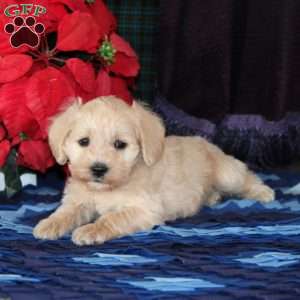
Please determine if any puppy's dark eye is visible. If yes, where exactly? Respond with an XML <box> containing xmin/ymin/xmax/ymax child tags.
<box><xmin>78</xmin><ymin>137</ymin><xmax>90</xmax><ymax>147</ymax></box>
<box><xmin>114</xmin><ymin>139</ymin><xmax>127</xmax><ymax>150</ymax></box>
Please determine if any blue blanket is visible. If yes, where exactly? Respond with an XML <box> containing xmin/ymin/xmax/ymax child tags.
<box><xmin>1</xmin><ymin>172</ymin><xmax>300</xmax><ymax>299</ymax></box>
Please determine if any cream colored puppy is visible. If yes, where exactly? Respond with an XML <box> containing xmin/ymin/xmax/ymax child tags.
<box><xmin>33</xmin><ymin>96</ymin><xmax>274</xmax><ymax>246</ymax></box>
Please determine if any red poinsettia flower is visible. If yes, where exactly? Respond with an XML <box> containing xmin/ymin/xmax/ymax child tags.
<box><xmin>65</xmin><ymin>58</ymin><xmax>96</xmax><ymax>93</ymax></box>
<box><xmin>55</xmin><ymin>1</ymin><xmax>116</xmax><ymax>52</ymax></box>
<box><xmin>0</xmin><ymin>125</ymin><xmax>6</xmax><ymax>141</ymax></box>
<box><xmin>108</xmin><ymin>33</ymin><xmax>140</xmax><ymax>77</ymax></box>
<box><xmin>56</xmin><ymin>11</ymin><xmax>100</xmax><ymax>53</ymax></box>
<box><xmin>25</xmin><ymin>66</ymin><xmax>75</xmax><ymax>137</ymax></box>
<box><xmin>0</xmin><ymin>0</ymin><xmax>139</xmax><ymax>177</ymax></box>
<box><xmin>0</xmin><ymin>77</ymin><xmax>41</xmax><ymax>140</ymax></box>
<box><xmin>95</xmin><ymin>69</ymin><xmax>133</xmax><ymax>104</ymax></box>
<box><xmin>50</xmin><ymin>0</ymin><xmax>90</xmax><ymax>13</ymax></box>
<box><xmin>0</xmin><ymin>54</ymin><xmax>33</xmax><ymax>83</ymax></box>
<box><xmin>61</xmin><ymin>58</ymin><xmax>96</xmax><ymax>101</ymax></box>
<box><xmin>41</xmin><ymin>2</ymin><xmax>69</xmax><ymax>33</ymax></box>
<box><xmin>17</xmin><ymin>140</ymin><xmax>55</xmax><ymax>172</ymax></box>
<box><xmin>51</xmin><ymin>0</ymin><xmax>116</xmax><ymax>33</ymax></box>
<box><xmin>86</xmin><ymin>0</ymin><xmax>117</xmax><ymax>37</ymax></box>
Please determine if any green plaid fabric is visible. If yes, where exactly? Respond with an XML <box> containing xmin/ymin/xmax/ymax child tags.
<box><xmin>106</xmin><ymin>0</ymin><xmax>159</xmax><ymax>102</ymax></box>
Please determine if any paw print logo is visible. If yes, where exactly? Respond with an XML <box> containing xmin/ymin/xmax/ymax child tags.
<box><xmin>4</xmin><ymin>16</ymin><xmax>45</xmax><ymax>48</ymax></box>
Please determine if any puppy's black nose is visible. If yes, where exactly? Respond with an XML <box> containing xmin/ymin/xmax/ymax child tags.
<box><xmin>90</xmin><ymin>163</ymin><xmax>108</xmax><ymax>178</ymax></box>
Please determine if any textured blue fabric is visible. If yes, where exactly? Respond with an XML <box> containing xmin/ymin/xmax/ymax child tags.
<box><xmin>1</xmin><ymin>171</ymin><xmax>300</xmax><ymax>299</ymax></box>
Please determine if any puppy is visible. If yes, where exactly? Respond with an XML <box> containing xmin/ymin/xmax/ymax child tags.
<box><xmin>34</xmin><ymin>96</ymin><xmax>274</xmax><ymax>245</ymax></box>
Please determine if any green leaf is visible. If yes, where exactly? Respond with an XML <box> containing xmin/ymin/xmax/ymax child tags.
<box><xmin>1</xmin><ymin>149</ymin><xmax>22</xmax><ymax>198</ymax></box>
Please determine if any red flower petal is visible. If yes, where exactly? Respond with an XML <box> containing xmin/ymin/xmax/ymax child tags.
<box><xmin>0</xmin><ymin>125</ymin><xmax>6</xmax><ymax>142</ymax></box>
<box><xmin>17</xmin><ymin>140</ymin><xmax>55</xmax><ymax>173</ymax></box>
<box><xmin>12</xmin><ymin>136</ymin><xmax>21</xmax><ymax>147</ymax></box>
<box><xmin>25</xmin><ymin>67</ymin><xmax>75</xmax><ymax>137</ymax></box>
<box><xmin>65</xmin><ymin>58</ymin><xmax>96</xmax><ymax>93</ymax></box>
<box><xmin>110</xmin><ymin>77</ymin><xmax>133</xmax><ymax>105</ymax></box>
<box><xmin>109</xmin><ymin>52</ymin><xmax>140</xmax><ymax>77</ymax></box>
<box><xmin>111</xmin><ymin>33</ymin><xmax>137</xmax><ymax>57</ymax></box>
<box><xmin>56</xmin><ymin>11</ymin><xmax>100</xmax><ymax>53</ymax></box>
<box><xmin>95</xmin><ymin>70</ymin><xmax>133</xmax><ymax>105</ymax></box>
<box><xmin>107</xmin><ymin>33</ymin><xmax>140</xmax><ymax>77</ymax></box>
<box><xmin>88</xmin><ymin>0</ymin><xmax>117</xmax><ymax>38</ymax></box>
<box><xmin>50</xmin><ymin>0</ymin><xmax>116</xmax><ymax>37</ymax></box>
<box><xmin>0</xmin><ymin>140</ymin><xmax>10</xmax><ymax>167</ymax></box>
<box><xmin>63</xmin><ymin>165</ymin><xmax>71</xmax><ymax>177</ymax></box>
<box><xmin>0</xmin><ymin>54</ymin><xmax>32</xmax><ymax>83</ymax></box>
<box><xmin>50</xmin><ymin>0</ymin><xmax>89</xmax><ymax>12</ymax></box>
<box><xmin>26</xmin><ymin>60</ymin><xmax>46</xmax><ymax>77</ymax></box>
<box><xmin>42</xmin><ymin>3</ymin><xmax>69</xmax><ymax>33</ymax></box>
<box><xmin>0</xmin><ymin>78</ymin><xmax>41</xmax><ymax>139</ymax></box>
<box><xmin>95</xmin><ymin>69</ymin><xmax>111</xmax><ymax>96</ymax></box>
<box><xmin>0</xmin><ymin>32</ymin><xmax>28</xmax><ymax>56</ymax></box>
<box><xmin>60</xmin><ymin>65</ymin><xmax>95</xmax><ymax>102</ymax></box>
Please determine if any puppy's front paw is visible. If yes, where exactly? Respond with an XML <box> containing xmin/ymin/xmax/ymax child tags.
<box><xmin>33</xmin><ymin>217</ymin><xmax>68</xmax><ymax>240</ymax></box>
<box><xmin>72</xmin><ymin>224</ymin><xmax>105</xmax><ymax>246</ymax></box>
<box><xmin>256</xmin><ymin>185</ymin><xmax>275</xmax><ymax>203</ymax></box>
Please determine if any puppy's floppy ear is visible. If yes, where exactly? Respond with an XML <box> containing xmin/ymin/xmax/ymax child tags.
<box><xmin>48</xmin><ymin>99</ymin><xmax>81</xmax><ymax>165</ymax></box>
<box><xmin>132</xmin><ymin>101</ymin><xmax>165</xmax><ymax>166</ymax></box>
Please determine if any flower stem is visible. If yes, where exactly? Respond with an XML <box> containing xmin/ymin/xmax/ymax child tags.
<box><xmin>49</xmin><ymin>57</ymin><xmax>66</xmax><ymax>65</ymax></box>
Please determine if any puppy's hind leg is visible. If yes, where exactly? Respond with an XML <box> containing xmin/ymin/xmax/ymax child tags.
<box><xmin>214</xmin><ymin>154</ymin><xmax>274</xmax><ymax>203</ymax></box>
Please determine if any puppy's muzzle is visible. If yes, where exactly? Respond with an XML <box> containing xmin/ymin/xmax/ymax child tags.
<box><xmin>90</xmin><ymin>162</ymin><xmax>109</xmax><ymax>179</ymax></box>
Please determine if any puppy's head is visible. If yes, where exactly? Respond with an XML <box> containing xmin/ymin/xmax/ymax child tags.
<box><xmin>48</xmin><ymin>96</ymin><xmax>165</xmax><ymax>190</ymax></box>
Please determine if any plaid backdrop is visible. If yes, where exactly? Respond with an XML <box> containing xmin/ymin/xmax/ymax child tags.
<box><xmin>106</xmin><ymin>0</ymin><xmax>159</xmax><ymax>102</ymax></box>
